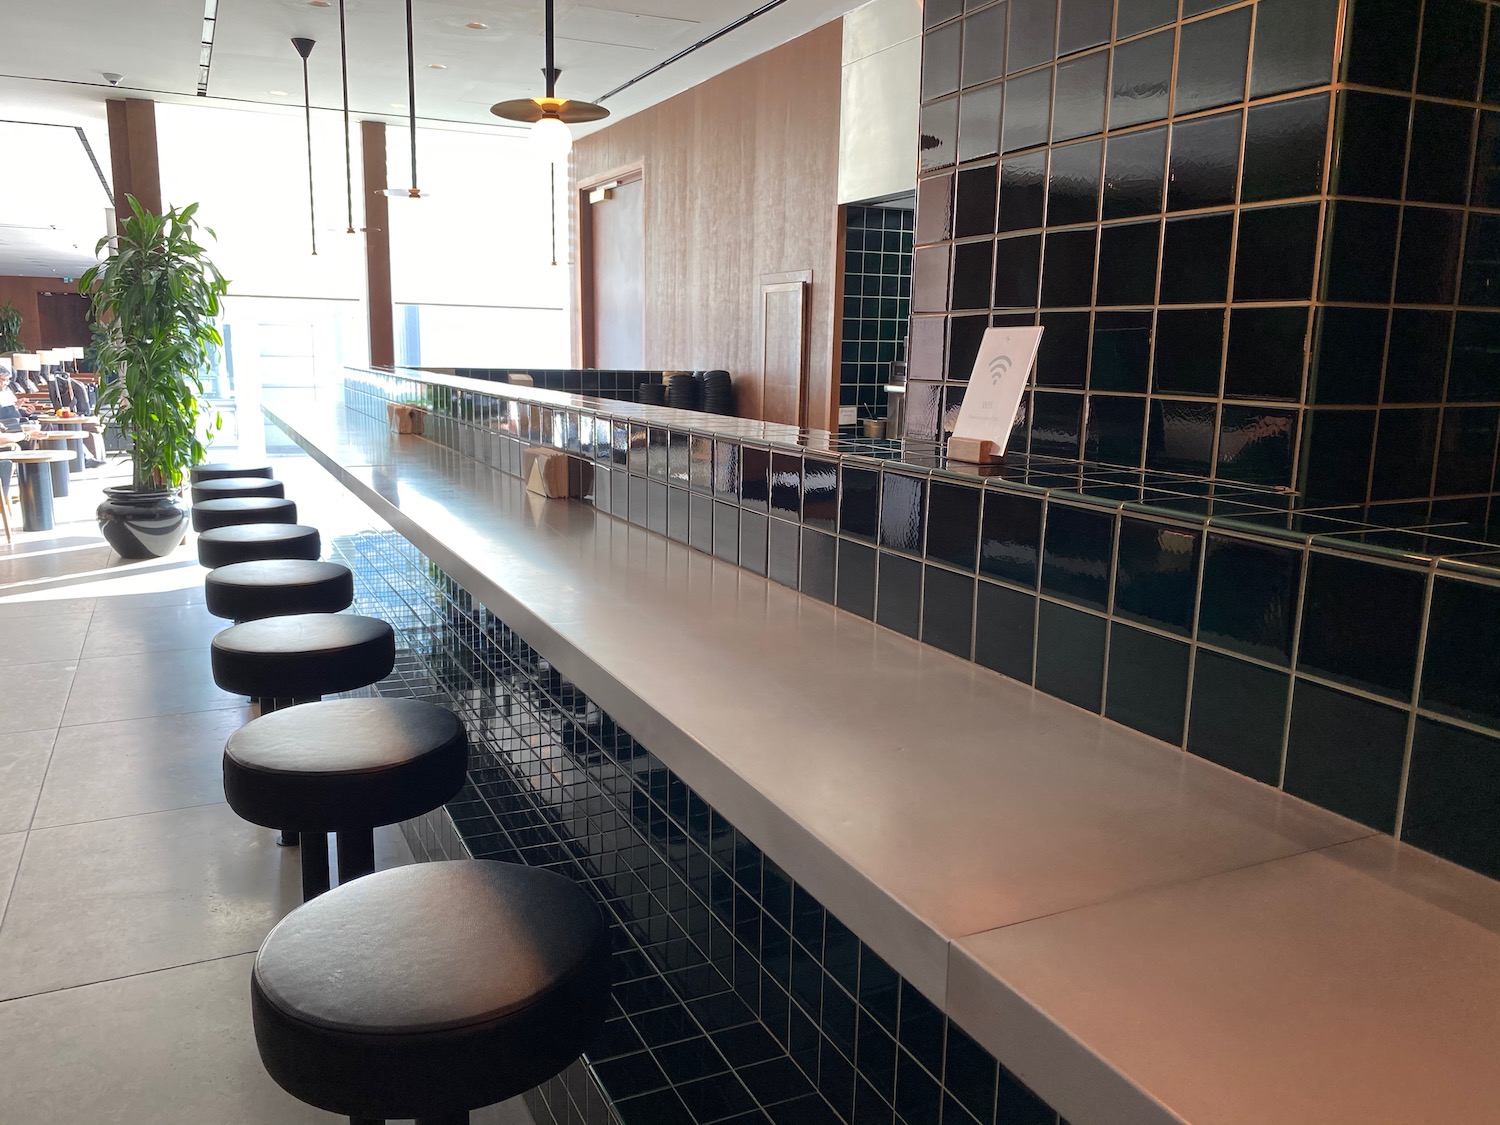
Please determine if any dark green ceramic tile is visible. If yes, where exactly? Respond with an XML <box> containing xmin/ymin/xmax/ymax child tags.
<box><xmin>926</xmin><ymin>480</ymin><xmax>981</xmax><ymax>571</ymax></box>
<box><xmin>1198</xmin><ymin>534</ymin><xmax>1301</xmax><ymax>665</ymax></box>
<box><xmin>800</xmin><ymin>529</ymin><xmax>837</xmax><ymax>605</ymax></box>
<box><xmin>1106</xmin><ymin>624</ymin><xmax>1190</xmax><ymax>744</ymax></box>
<box><xmin>841</xmin><ymin>466</ymin><xmax>881</xmax><ymax>543</ymax></box>
<box><xmin>1284</xmin><ymin>679</ymin><xmax>1406</xmax><ymax>832</ymax></box>
<box><xmin>974</xmin><ymin>581</ymin><xmax>1036</xmax><ymax>683</ymax></box>
<box><xmin>876</xmin><ymin>552</ymin><xmax>923</xmax><ymax>638</ymax></box>
<box><xmin>1114</xmin><ymin>517</ymin><xmax>1201</xmax><ymax>635</ymax></box>
<box><xmin>979</xmin><ymin>490</ymin><xmax>1044</xmax><ymax>587</ymax></box>
<box><xmin>1036</xmin><ymin>600</ymin><xmax>1106</xmax><ymax>712</ymax></box>
<box><xmin>1299</xmin><ymin>552</ymin><xmax>1425</xmax><ymax>701</ymax></box>
<box><xmin>922</xmin><ymin>566</ymin><xmax>976</xmax><ymax>658</ymax></box>
<box><xmin>1421</xmin><ymin>576</ymin><xmax>1500</xmax><ymax>728</ymax></box>
<box><xmin>1402</xmin><ymin>717</ymin><xmax>1500</xmax><ymax>880</ymax></box>
<box><xmin>837</xmin><ymin>540</ymin><xmax>876</xmax><ymax>620</ymax></box>
<box><xmin>1187</xmin><ymin>650</ymin><xmax>1289</xmax><ymax>784</ymax></box>
<box><xmin>1041</xmin><ymin>502</ymin><xmax>1115</xmax><ymax>611</ymax></box>
<box><xmin>768</xmin><ymin>517</ymin><xmax>800</xmax><ymax>588</ymax></box>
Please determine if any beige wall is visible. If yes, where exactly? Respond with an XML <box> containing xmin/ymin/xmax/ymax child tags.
<box><xmin>571</xmin><ymin>21</ymin><xmax>844</xmax><ymax>429</ymax></box>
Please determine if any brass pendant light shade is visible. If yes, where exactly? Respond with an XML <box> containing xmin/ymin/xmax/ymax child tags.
<box><xmin>490</xmin><ymin>0</ymin><xmax>609</xmax><ymax>130</ymax></box>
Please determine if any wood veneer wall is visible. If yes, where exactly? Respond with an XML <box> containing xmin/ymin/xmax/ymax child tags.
<box><xmin>0</xmin><ymin>277</ymin><xmax>84</xmax><ymax>351</ymax></box>
<box><xmin>571</xmin><ymin>21</ymin><xmax>844</xmax><ymax>429</ymax></box>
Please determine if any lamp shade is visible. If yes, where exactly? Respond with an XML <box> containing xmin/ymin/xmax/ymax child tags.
<box><xmin>14</xmin><ymin>353</ymin><xmax>40</xmax><ymax>372</ymax></box>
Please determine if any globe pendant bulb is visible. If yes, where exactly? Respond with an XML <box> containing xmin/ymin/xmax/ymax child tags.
<box><xmin>530</xmin><ymin>115</ymin><xmax>573</xmax><ymax>159</ymax></box>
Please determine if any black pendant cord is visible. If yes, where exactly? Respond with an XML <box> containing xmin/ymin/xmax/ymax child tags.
<box><xmin>294</xmin><ymin>39</ymin><xmax>318</xmax><ymax>256</ymax></box>
<box><xmin>338</xmin><ymin>0</ymin><xmax>353</xmax><ymax>232</ymax></box>
<box><xmin>543</xmin><ymin>0</ymin><xmax>557</xmax><ymax>97</ymax></box>
<box><xmin>405</xmin><ymin>0</ymin><xmax>419</xmax><ymax>196</ymax></box>
<box><xmin>550</xmin><ymin>162</ymin><xmax>557</xmax><ymax>266</ymax></box>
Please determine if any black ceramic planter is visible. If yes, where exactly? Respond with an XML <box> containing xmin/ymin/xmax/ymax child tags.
<box><xmin>97</xmin><ymin>485</ymin><xmax>190</xmax><ymax>559</ymax></box>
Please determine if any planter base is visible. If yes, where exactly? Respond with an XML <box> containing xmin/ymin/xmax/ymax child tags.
<box><xmin>98</xmin><ymin>486</ymin><xmax>190</xmax><ymax>559</ymax></box>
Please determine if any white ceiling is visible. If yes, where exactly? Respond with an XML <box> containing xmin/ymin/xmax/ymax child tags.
<box><xmin>0</xmin><ymin>123</ymin><xmax>114</xmax><ymax>277</ymax></box>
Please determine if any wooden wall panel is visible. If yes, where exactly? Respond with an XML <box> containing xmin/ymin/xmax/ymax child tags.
<box><xmin>0</xmin><ymin>277</ymin><xmax>83</xmax><ymax>352</ymax></box>
<box><xmin>572</xmin><ymin>21</ymin><xmax>843</xmax><ymax>429</ymax></box>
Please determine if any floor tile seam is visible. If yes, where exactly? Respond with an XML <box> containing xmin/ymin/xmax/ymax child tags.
<box><xmin>28</xmin><ymin>798</ymin><xmax>231</xmax><ymax>834</ymax></box>
<box><xmin>16</xmin><ymin>726</ymin><xmax>62</xmax><ymax>838</ymax></box>
<box><xmin>948</xmin><ymin>828</ymin><xmax>1384</xmax><ymax>947</ymax></box>
<box><xmin>0</xmin><ymin>948</ymin><xmax>258</xmax><ymax>1007</ymax></box>
<box><xmin>55</xmin><ymin>697</ymin><xmax>249</xmax><ymax>732</ymax></box>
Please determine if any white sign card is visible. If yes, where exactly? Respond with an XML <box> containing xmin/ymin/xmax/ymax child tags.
<box><xmin>950</xmin><ymin>326</ymin><xmax>1044</xmax><ymax>453</ymax></box>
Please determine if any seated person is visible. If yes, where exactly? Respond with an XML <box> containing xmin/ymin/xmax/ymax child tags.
<box><xmin>0</xmin><ymin>364</ymin><xmax>33</xmax><ymax>430</ymax></box>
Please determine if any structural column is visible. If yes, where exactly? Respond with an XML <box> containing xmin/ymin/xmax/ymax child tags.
<box><xmin>105</xmin><ymin>98</ymin><xmax>162</xmax><ymax>217</ymax></box>
<box><xmin>360</xmin><ymin>120</ymin><xmax>395</xmax><ymax>368</ymax></box>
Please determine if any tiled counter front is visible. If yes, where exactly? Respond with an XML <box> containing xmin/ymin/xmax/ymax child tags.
<box><xmin>344</xmin><ymin>367</ymin><xmax>1500</xmax><ymax>882</ymax></box>
<box><xmin>329</xmin><ymin>516</ymin><xmax>1071</xmax><ymax>1125</ymax></box>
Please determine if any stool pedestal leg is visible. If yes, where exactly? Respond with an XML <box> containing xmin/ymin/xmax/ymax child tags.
<box><xmin>258</xmin><ymin>695</ymin><xmax>322</xmax><ymax>848</ymax></box>
<box><xmin>335</xmin><ymin>828</ymin><xmax>376</xmax><ymax>885</ymax></box>
<box><xmin>300</xmin><ymin>832</ymin><xmax>331</xmax><ymax>900</ymax></box>
<box><xmin>415</xmin><ymin>1115</ymin><xmax>468</xmax><ymax>1125</ymax></box>
<box><xmin>349</xmin><ymin>1118</ymin><xmax>384</xmax><ymax>1125</ymax></box>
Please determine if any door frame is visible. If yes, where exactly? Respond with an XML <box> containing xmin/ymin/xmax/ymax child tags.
<box><xmin>575</xmin><ymin>162</ymin><xmax>645</xmax><ymax>369</ymax></box>
<box><xmin>758</xmin><ymin>269</ymin><xmax>813</xmax><ymax>427</ymax></box>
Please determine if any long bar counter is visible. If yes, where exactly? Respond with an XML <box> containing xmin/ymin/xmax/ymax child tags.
<box><xmin>267</xmin><ymin>399</ymin><xmax>1500</xmax><ymax>1125</ymax></box>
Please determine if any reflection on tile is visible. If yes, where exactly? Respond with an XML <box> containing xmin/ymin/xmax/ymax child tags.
<box><xmin>1250</xmin><ymin>0</ymin><xmax>1338</xmax><ymax>98</ymax></box>
<box><xmin>1422</xmin><ymin>576</ymin><xmax>1500</xmax><ymax>729</ymax></box>
<box><xmin>926</xmin><ymin>481</ymin><xmax>981</xmax><ymax>571</ymax></box>
<box><xmin>1175</xmin><ymin>7</ymin><xmax>1251</xmax><ymax>114</ymax></box>
<box><xmin>1242</xmin><ymin>93</ymin><xmax>1329</xmax><ymax>202</ymax></box>
<box><xmin>840</xmin><ymin>467</ymin><xmax>881</xmax><ymax>542</ymax></box>
<box><xmin>880</xmin><ymin>473</ymin><xmax>928</xmax><ymax>554</ymax></box>
<box><xmin>998</xmin><ymin>152</ymin><xmax>1047</xmax><ymax>232</ymax></box>
<box><xmin>1199</xmin><ymin>534</ymin><xmax>1300</xmax><ymax>665</ymax></box>
<box><xmin>1114</xmin><ymin>518</ymin><xmax>1199</xmax><ymax>634</ymax></box>
<box><xmin>1168</xmin><ymin>112</ymin><xmax>1241</xmax><ymax>211</ymax></box>
<box><xmin>979</xmin><ymin>491</ymin><xmax>1042</xmax><ymax>587</ymax></box>
<box><xmin>1103</xmin><ymin>126</ymin><xmax>1167</xmax><ymax>219</ymax></box>
<box><xmin>1111</xmin><ymin>30</ymin><xmax>1175</xmax><ymax>129</ymax></box>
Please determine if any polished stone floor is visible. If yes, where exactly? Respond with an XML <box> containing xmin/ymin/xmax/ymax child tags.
<box><xmin>0</xmin><ymin>454</ymin><xmax>531</xmax><ymax>1125</ymax></box>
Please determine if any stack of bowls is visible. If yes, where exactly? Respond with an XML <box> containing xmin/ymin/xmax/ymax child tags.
<box><xmin>637</xmin><ymin>380</ymin><xmax>667</xmax><ymax>406</ymax></box>
<box><xmin>666</xmin><ymin>373</ymin><xmax>701</xmax><ymax>411</ymax></box>
<box><xmin>699</xmin><ymin>371</ymin><xmax>733</xmax><ymax>416</ymax></box>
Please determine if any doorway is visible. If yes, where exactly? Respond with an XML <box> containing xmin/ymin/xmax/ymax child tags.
<box><xmin>579</xmin><ymin>170</ymin><xmax>644</xmax><ymax>369</ymax></box>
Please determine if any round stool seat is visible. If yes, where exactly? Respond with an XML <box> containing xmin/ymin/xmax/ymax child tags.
<box><xmin>205</xmin><ymin>560</ymin><xmax>354</xmax><ymax>621</ymax></box>
<box><xmin>197</xmin><ymin>523</ymin><xmax>320</xmax><ymax>568</ymax></box>
<box><xmin>211</xmin><ymin>612</ymin><xmax>395</xmax><ymax>699</ymax></box>
<box><xmin>191</xmin><ymin>461</ymin><xmax>274</xmax><ymax>484</ymax></box>
<box><xmin>192</xmin><ymin>496</ymin><xmax>298</xmax><ymax>533</ymax></box>
<box><xmin>224</xmin><ymin>698</ymin><xmax>466</xmax><ymax>830</ymax></box>
<box><xmin>191</xmin><ymin>476</ymin><xmax>285</xmax><ymax>504</ymax></box>
<box><xmin>251</xmin><ymin>861</ymin><xmax>611</xmax><ymax>1121</ymax></box>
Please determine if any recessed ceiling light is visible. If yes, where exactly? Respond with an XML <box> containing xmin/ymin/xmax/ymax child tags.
<box><xmin>428</xmin><ymin>62</ymin><xmax>448</xmax><ymax>69</ymax></box>
<box><xmin>391</xmin><ymin>102</ymin><xmax>408</xmax><ymax>109</ymax></box>
<box><xmin>465</xmin><ymin>20</ymin><xmax>488</xmax><ymax>29</ymax></box>
<box><xmin>308</xmin><ymin>0</ymin><xmax>331</xmax><ymax>6</ymax></box>
<box><xmin>269</xmin><ymin>89</ymin><xmax>290</xmax><ymax>96</ymax></box>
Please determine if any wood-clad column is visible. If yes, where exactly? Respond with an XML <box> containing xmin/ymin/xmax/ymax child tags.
<box><xmin>105</xmin><ymin>98</ymin><xmax>162</xmax><ymax>217</ymax></box>
<box><xmin>360</xmin><ymin>120</ymin><xmax>395</xmax><ymax>368</ymax></box>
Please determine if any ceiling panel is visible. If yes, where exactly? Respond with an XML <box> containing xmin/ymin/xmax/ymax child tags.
<box><xmin>0</xmin><ymin>124</ymin><xmax>113</xmax><ymax>277</ymax></box>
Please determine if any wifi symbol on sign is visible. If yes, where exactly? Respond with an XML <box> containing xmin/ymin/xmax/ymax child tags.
<box><xmin>987</xmin><ymin>354</ymin><xmax>1013</xmax><ymax>386</ymax></box>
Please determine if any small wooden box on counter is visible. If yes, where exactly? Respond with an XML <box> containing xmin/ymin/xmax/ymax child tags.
<box><xmin>523</xmin><ymin>447</ymin><xmax>593</xmax><ymax>499</ymax></box>
<box><xmin>388</xmin><ymin>402</ymin><xmax>425</xmax><ymax>434</ymax></box>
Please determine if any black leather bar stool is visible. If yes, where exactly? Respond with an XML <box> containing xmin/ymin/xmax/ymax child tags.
<box><xmin>205</xmin><ymin>560</ymin><xmax>354</xmax><ymax>622</ymax></box>
<box><xmin>224</xmin><ymin>698</ymin><xmax>467</xmax><ymax>900</ymax></box>
<box><xmin>251</xmin><ymin>861</ymin><xmax>611</xmax><ymax>1125</ymax></box>
<box><xmin>211</xmin><ymin>613</ymin><xmax>394</xmax><ymax>703</ymax></box>
<box><xmin>191</xmin><ymin>461</ymin><xmax>274</xmax><ymax>484</ymax></box>
<box><xmin>212</xmin><ymin>612</ymin><xmax>396</xmax><ymax>847</ymax></box>
<box><xmin>191</xmin><ymin>476</ymin><xmax>285</xmax><ymax>505</ymax></box>
<box><xmin>197</xmin><ymin>523</ymin><xmax>320</xmax><ymax>568</ymax></box>
<box><xmin>192</xmin><ymin>496</ymin><xmax>298</xmax><ymax>533</ymax></box>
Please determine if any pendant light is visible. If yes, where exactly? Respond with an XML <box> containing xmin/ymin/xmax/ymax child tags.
<box><xmin>337</xmin><ymin>0</ymin><xmax>354</xmax><ymax>232</ymax></box>
<box><xmin>292</xmin><ymin>37</ymin><xmax>317</xmax><ymax>255</ymax></box>
<box><xmin>383</xmin><ymin>0</ymin><xmax>425</xmax><ymax>198</ymax></box>
<box><xmin>490</xmin><ymin>0</ymin><xmax>609</xmax><ymax>155</ymax></box>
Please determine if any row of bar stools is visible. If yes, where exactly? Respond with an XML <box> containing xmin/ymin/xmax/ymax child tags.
<box><xmin>193</xmin><ymin>496</ymin><xmax>298</xmax><ymax>532</ymax></box>
<box><xmin>190</xmin><ymin>464</ymin><xmax>613</xmax><ymax>1125</ymax></box>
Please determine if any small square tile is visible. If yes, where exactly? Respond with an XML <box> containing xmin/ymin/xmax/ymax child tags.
<box><xmin>1041</xmin><ymin>501</ymin><xmax>1115</xmax><ymax>611</ymax></box>
<box><xmin>1402</xmin><ymin>717</ymin><xmax>1500</xmax><ymax>880</ymax></box>
<box><xmin>667</xmin><ymin>487</ymin><xmax>689</xmax><ymax>545</ymax></box>
<box><xmin>880</xmin><ymin>472</ymin><xmax>928</xmax><ymax>554</ymax></box>
<box><xmin>1113</xmin><ymin>517</ymin><xmax>1200</xmax><ymax>634</ymax></box>
<box><xmin>1250</xmin><ymin>0</ymin><xmax>1338</xmax><ymax>97</ymax></box>
<box><xmin>841</xmin><ymin>466</ymin><xmax>881</xmax><ymax>542</ymax></box>
<box><xmin>1422</xmin><ymin>576</ymin><xmax>1500</xmax><ymax>728</ymax></box>
<box><xmin>926</xmin><ymin>481</ymin><xmax>982</xmax><ymax>571</ymax></box>
<box><xmin>1234</xmin><ymin>205</ymin><xmax>1319</xmax><ymax>301</ymax></box>
<box><xmin>714</xmin><ymin>502</ymin><xmax>740</xmax><ymax>564</ymax></box>
<box><xmin>1284</xmin><ymin>679</ymin><xmax>1407</xmax><ymax>832</ymax></box>
<box><xmin>1035</xmin><ymin>600</ymin><xmax>1106</xmax><ymax>712</ymax></box>
<box><xmin>768</xmin><ymin>519</ymin><xmax>800</xmax><ymax>589</ymax></box>
<box><xmin>1111</xmin><ymin>29</ymin><xmax>1175</xmax><ymax>129</ymax></box>
<box><xmin>714</xmin><ymin>441</ymin><xmax>741</xmax><ymax>498</ymax></box>
<box><xmin>836</xmin><ymin>540</ymin><xmax>877</xmax><ymax>620</ymax></box>
<box><xmin>974</xmin><ymin>580</ymin><xmax>1036</xmax><ymax>682</ymax></box>
<box><xmin>647</xmin><ymin>480</ymin><xmax>668</xmax><ymax>536</ymax></box>
<box><xmin>690</xmin><ymin>494</ymin><xmax>714</xmax><ymax>554</ymax></box>
<box><xmin>922</xmin><ymin>566</ymin><xmax>976</xmax><ymax>658</ymax></box>
<box><xmin>1198</xmin><ymin>534</ymin><xmax>1301</xmax><ymax>665</ymax></box>
<box><xmin>1187</xmin><ymin>650</ymin><xmax>1290</xmax><ymax>784</ymax></box>
<box><xmin>1343</xmin><ymin>0</ymin><xmax>1420</xmax><ymax>91</ymax></box>
<box><xmin>1299</xmin><ymin>552</ymin><xmax>1425</xmax><ymax>701</ymax></box>
<box><xmin>741</xmin><ymin>446</ymin><xmax>771</xmax><ymax>511</ymax></box>
<box><xmin>1175</xmin><ymin>7</ymin><xmax>1251</xmax><ymax>114</ymax></box>
<box><xmin>800</xmin><ymin>529</ymin><xmax>837</xmax><ymax>604</ymax></box>
<box><xmin>1106</xmin><ymin>624</ymin><xmax>1190</xmax><ymax>744</ymax></box>
<box><xmin>1242</xmin><ymin>93</ymin><xmax>1329</xmax><ymax>203</ymax></box>
<box><xmin>803</xmin><ymin>456</ymin><xmax>838</xmax><ymax>531</ymax></box>
<box><xmin>876</xmin><ymin>553</ymin><xmax>923</xmax><ymax>638</ymax></box>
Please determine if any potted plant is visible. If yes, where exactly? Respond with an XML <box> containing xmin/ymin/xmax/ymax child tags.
<box><xmin>0</xmin><ymin>301</ymin><xmax>21</xmax><ymax>353</ymax></box>
<box><xmin>81</xmin><ymin>196</ymin><xmax>229</xmax><ymax>558</ymax></box>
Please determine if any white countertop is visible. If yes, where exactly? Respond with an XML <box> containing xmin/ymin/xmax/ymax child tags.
<box><xmin>267</xmin><ymin>403</ymin><xmax>1500</xmax><ymax>1125</ymax></box>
